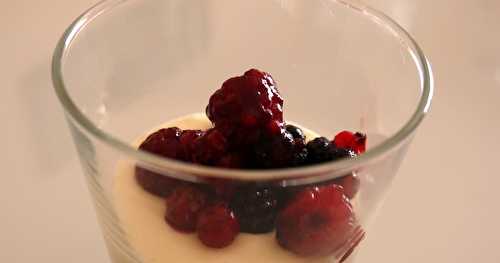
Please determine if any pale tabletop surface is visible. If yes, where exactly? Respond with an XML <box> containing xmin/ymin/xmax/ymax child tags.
<box><xmin>2</xmin><ymin>0</ymin><xmax>499</xmax><ymax>262</ymax></box>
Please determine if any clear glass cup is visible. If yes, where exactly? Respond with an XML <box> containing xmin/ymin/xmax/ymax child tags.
<box><xmin>52</xmin><ymin>0</ymin><xmax>433</xmax><ymax>262</ymax></box>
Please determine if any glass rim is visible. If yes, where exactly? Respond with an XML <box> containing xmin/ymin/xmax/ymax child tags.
<box><xmin>52</xmin><ymin>0</ymin><xmax>434</xmax><ymax>181</ymax></box>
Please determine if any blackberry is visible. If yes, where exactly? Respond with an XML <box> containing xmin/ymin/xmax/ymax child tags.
<box><xmin>285</xmin><ymin>124</ymin><xmax>306</xmax><ymax>145</ymax></box>
<box><xmin>306</xmin><ymin>137</ymin><xmax>335</xmax><ymax>164</ymax></box>
<box><xmin>230</xmin><ymin>185</ymin><xmax>281</xmax><ymax>233</ymax></box>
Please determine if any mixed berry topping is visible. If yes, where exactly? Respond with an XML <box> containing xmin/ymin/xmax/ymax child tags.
<box><xmin>134</xmin><ymin>69</ymin><xmax>366</xmax><ymax>256</ymax></box>
<box><xmin>251</xmin><ymin>131</ymin><xmax>305</xmax><ymax>169</ymax></box>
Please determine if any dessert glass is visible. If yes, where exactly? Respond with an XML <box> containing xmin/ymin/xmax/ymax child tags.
<box><xmin>52</xmin><ymin>0</ymin><xmax>433</xmax><ymax>262</ymax></box>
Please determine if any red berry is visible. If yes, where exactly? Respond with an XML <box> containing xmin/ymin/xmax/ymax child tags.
<box><xmin>135</xmin><ymin>168</ymin><xmax>181</xmax><ymax>197</ymax></box>
<box><xmin>216</xmin><ymin>153</ymin><xmax>244</xmax><ymax>168</ymax></box>
<box><xmin>139</xmin><ymin>127</ymin><xmax>186</xmax><ymax>160</ymax></box>
<box><xmin>333</xmin><ymin>131</ymin><xmax>367</xmax><ymax>154</ymax></box>
<box><xmin>165</xmin><ymin>185</ymin><xmax>209</xmax><ymax>232</ymax></box>
<box><xmin>197</xmin><ymin>202</ymin><xmax>240</xmax><ymax>248</ymax></box>
<box><xmin>276</xmin><ymin>185</ymin><xmax>357</xmax><ymax>257</ymax></box>
<box><xmin>135</xmin><ymin>128</ymin><xmax>185</xmax><ymax>196</ymax></box>
<box><xmin>206</xmin><ymin>69</ymin><xmax>284</xmax><ymax>146</ymax></box>
<box><xmin>206</xmin><ymin>178</ymin><xmax>238</xmax><ymax>200</ymax></box>
<box><xmin>191</xmin><ymin>128</ymin><xmax>228</xmax><ymax>165</ymax></box>
<box><xmin>179</xmin><ymin>129</ymin><xmax>204</xmax><ymax>159</ymax></box>
<box><xmin>333</xmin><ymin>173</ymin><xmax>361</xmax><ymax>199</ymax></box>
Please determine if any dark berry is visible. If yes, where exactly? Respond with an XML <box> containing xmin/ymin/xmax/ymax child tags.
<box><xmin>206</xmin><ymin>69</ymin><xmax>284</xmax><ymax>146</ymax></box>
<box><xmin>252</xmin><ymin>131</ymin><xmax>304</xmax><ymax>169</ymax></box>
<box><xmin>333</xmin><ymin>131</ymin><xmax>367</xmax><ymax>154</ymax></box>
<box><xmin>138</xmin><ymin>127</ymin><xmax>186</xmax><ymax>160</ymax></box>
<box><xmin>135</xmin><ymin>128</ymin><xmax>185</xmax><ymax>196</ymax></box>
<box><xmin>276</xmin><ymin>185</ymin><xmax>357</xmax><ymax>257</ymax></box>
<box><xmin>333</xmin><ymin>173</ymin><xmax>360</xmax><ymax>199</ymax></box>
<box><xmin>306</xmin><ymin>137</ymin><xmax>335</xmax><ymax>164</ymax></box>
<box><xmin>197</xmin><ymin>201</ymin><xmax>240</xmax><ymax>248</ymax></box>
<box><xmin>291</xmin><ymin>147</ymin><xmax>309</xmax><ymax>167</ymax></box>
<box><xmin>165</xmin><ymin>185</ymin><xmax>209</xmax><ymax>232</ymax></box>
<box><xmin>216</xmin><ymin>153</ymin><xmax>244</xmax><ymax>169</ymax></box>
<box><xmin>286</xmin><ymin>124</ymin><xmax>306</xmax><ymax>145</ymax></box>
<box><xmin>230</xmin><ymin>185</ymin><xmax>281</xmax><ymax>233</ymax></box>
<box><xmin>179</xmin><ymin>129</ymin><xmax>204</xmax><ymax>159</ymax></box>
<box><xmin>191</xmin><ymin>128</ymin><xmax>228</xmax><ymax>165</ymax></box>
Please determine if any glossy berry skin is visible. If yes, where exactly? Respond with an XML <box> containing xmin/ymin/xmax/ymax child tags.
<box><xmin>197</xmin><ymin>201</ymin><xmax>240</xmax><ymax>248</ymax></box>
<box><xmin>333</xmin><ymin>131</ymin><xmax>367</xmax><ymax>154</ymax></box>
<box><xmin>252</xmin><ymin>131</ymin><xmax>305</xmax><ymax>169</ymax></box>
<box><xmin>191</xmin><ymin>128</ymin><xmax>228</xmax><ymax>165</ymax></box>
<box><xmin>276</xmin><ymin>185</ymin><xmax>357</xmax><ymax>257</ymax></box>
<box><xmin>230</xmin><ymin>185</ymin><xmax>281</xmax><ymax>233</ymax></box>
<box><xmin>306</xmin><ymin>137</ymin><xmax>335</xmax><ymax>164</ymax></box>
<box><xmin>135</xmin><ymin>128</ymin><xmax>185</xmax><ymax>197</ymax></box>
<box><xmin>179</xmin><ymin>129</ymin><xmax>204</xmax><ymax>159</ymax></box>
<box><xmin>206</xmin><ymin>69</ymin><xmax>284</xmax><ymax>146</ymax></box>
<box><xmin>138</xmin><ymin>127</ymin><xmax>188</xmax><ymax>160</ymax></box>
<box><xmin>165</xmin><ymin>185</ymin><xmax>210</xmax><ymax>232</ymax></box>
<box><xmin>286</xmin><ymin>124</ymin><xmax>306</xmax><ymax>146</ymax></box>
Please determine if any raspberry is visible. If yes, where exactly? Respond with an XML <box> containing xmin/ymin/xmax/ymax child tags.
<box><xmin>230</xmin><ymin>185</ymin><xmax>281</xmax><ymax>233</ymax></box>
<box><xmin>333</xmin><ymin>131</ymin><xmax>367</xmax><ymax>154</ymax></box>
<box><xmin>206</xmin><ymin>178</ymin><xmax>238</xmax><ymax>200</ymax></box>
<box><xmin>134</xmin><ymin>168</ymin><xmax>181</xmax><ymax>197</ymax></box>
<box><xmin>206</xmin><ymin>69</ymin><xmax>284</xmax><ymax>146</ymax></box>
<box><xmin>179</xmin><ymin>129</ymin><xmax>204</xmax><ymax>159</ymax></box>
<box><xmin>135</xmin><ymin>127</ymin><xmax>185</xmax><ymax>196</ymax></box>
<box><xmin>216</xmin><ymin>153</ymin><xmax>244</xmax><ymax>169</ymax></box>
<box><xmin>276</xmin><ymin>185</ymin><xmax>357</xmax><ymax>257</ymax></box>
<box><xmin>191</xmin><ymin>128</ymin><xmax>228</xmax><ymax>165</ymax></box>
<box><xmin>252</xmin><ymin>131</ymin><xmax>305</xmax><ymax>169</ymax></box>
<box><xmin>165</xmin><ymin>185</ymin><xmax>210</xmax><ymax>232</ymax></box>
<box><xmin>333</xmin><ymin>173</ymin><xmax>360</xmax><ymax>199</ymax></box>
<box><xmin>138</xmin><ymin>127</ymin><xmax>186</xmax><ymax>160</ymax></box>
<box><xmin>197</xmin><ymin>201</ymin><xmax>240</xmax><ymax>248</ymax></box>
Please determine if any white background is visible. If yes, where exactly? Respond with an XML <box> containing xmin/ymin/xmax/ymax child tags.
<box><xmin>2</xmin><ymin>0</ymin><xmax>499</xmax><ymax>262</ymax></box>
